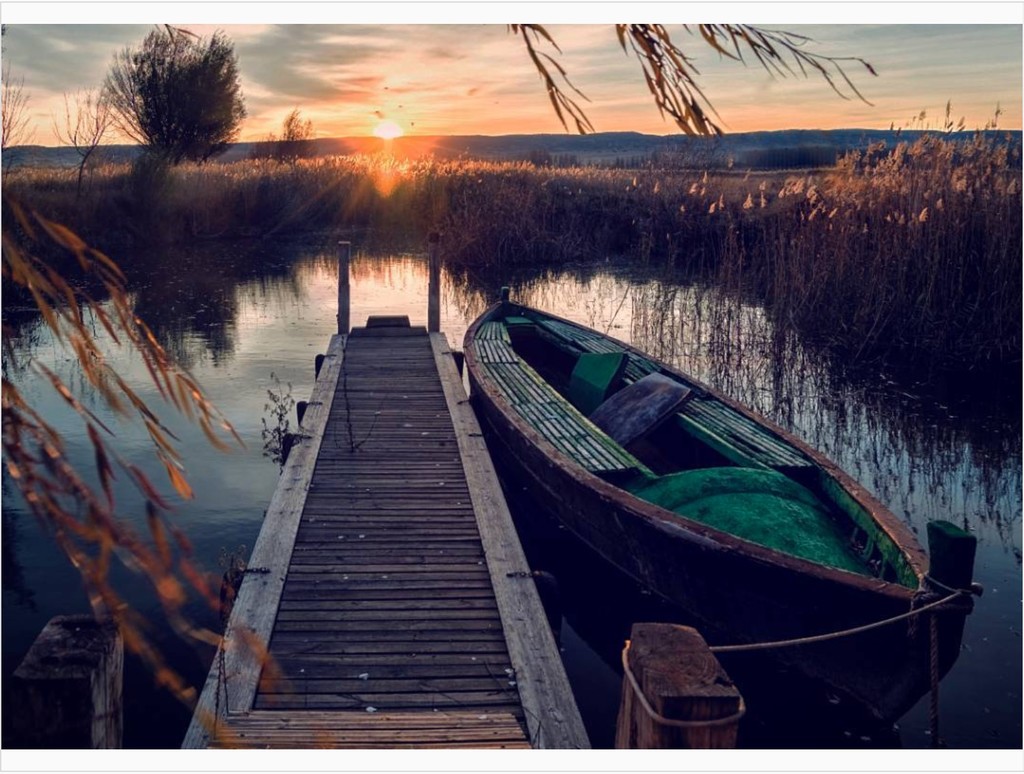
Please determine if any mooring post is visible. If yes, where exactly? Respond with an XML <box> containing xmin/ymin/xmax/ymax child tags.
<box><xmin>9</xmin><ymin>615</ymin><xmax>123</xmax><ymax>749</ymax></box>
<box><xmin>926</xmin><ymin>520</ymin><xmax>978</xmax><ymax>592</ymax></box>
<box><xmin>296</xmin><ymin>400</ymin><xmax>308</xmax><ymax>426</ymax></box>
<box><xmin>921</xmin><ymin>519</ymin><xmax>980</xmax><ymax>747</ymax></box>
<box><xmin>615</xmin><ymin>623</ymin><xmax>743</xmax><ymax>749</ymax></box>
<box><xmin>337</xmin><ymin>240</ymin><xmax>351</xmax><ymax>335</ymax></box>
<box><xmin>427</xmin><ymin>232</ymin><xmax>441</xmax><ymax>333</ymax></box>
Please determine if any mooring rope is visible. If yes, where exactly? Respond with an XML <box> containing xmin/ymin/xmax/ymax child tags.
<box><xmin>929</xmin><ymin>612</ymin><xmax>942</xmax><ymax>747</ymax></box>
<box><xmin>621</xmin><ymin>641</ymin><xmax>747</xmax><ymax>729</ymax></box>
<box><xmin>665</xmin><ymin>584</ymin><xmax>971</xmax><ymax>746</ymax></box>
<box><xmin>705</xmin><ymin>589</ymin><xmax>965</xmax><ymax>653</ymax></box>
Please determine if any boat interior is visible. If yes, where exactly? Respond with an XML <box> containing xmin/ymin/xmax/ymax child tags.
<box><xmin>472</xmin><ymin>305</ymin><xmax>918</xmax><ymax>587</ymax></box>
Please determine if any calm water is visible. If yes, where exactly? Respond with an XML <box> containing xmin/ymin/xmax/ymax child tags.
<box><xmin>2</xmin><ymin>237</ymin><xmax>1020</xmax><ymax>749</ymax></box>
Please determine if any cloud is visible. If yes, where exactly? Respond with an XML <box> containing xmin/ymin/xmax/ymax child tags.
<box><xmin>3</xmin><ymin>23</ymin><xmax>1020</xmax><ymax>144</ymax></box>
<box><xmin>3</xmin><ymin>24</ymin><xmax>152</xmax><ymax>94</ymax></box>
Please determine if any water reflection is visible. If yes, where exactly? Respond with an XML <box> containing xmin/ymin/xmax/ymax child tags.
<box><xmin>0</xmin><ymin>499</ymin><xmax>35</xmax><ymax>612</ymax></box>
<box><xmin>2</xmin><ymin>239</ymin><xmax>1019</xmax><ymax>749</ymax></box>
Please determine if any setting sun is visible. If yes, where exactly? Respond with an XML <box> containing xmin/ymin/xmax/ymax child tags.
<box><xmin>373</xmin><ymin>120</ymin><xmax>404</xmax><ymax>140</ymax></box>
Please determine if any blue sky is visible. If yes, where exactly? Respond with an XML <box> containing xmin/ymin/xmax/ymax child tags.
<box><xmin>2</xmin><ymin>10</ymin><xmax>1021</xmax><ymax>144</ymax></box>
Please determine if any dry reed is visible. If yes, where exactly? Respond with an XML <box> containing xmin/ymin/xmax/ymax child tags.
<box><xmin>5</xmin><ymin>130</ymin><xmax>1019</xmax><ymax>368</ymax></box>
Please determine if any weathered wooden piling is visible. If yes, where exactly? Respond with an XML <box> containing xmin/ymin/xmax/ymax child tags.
<box><xmin>923</xmin><ymin>520</ymin><xmax>979</xmax><ymax>747</ymax></box>
<box><xmin>8</xmin><ymin>615</ymin><xmax>123</xmax><ymax>749</ymax></box>
<box><xmin>427</xmin><ymin>232</ymin><xmax>441</xmax><ymax>333</ymax></box>
<box><xmin>926</xmin><ymin>520</ymin><xmax>978</xmax><ymax>592</ymax></box>
<box><xmin>615</xmin><ymin>623</ymin><xmax>743</xmax><ymax>749</ymax></box>
<box><xmin>337</xmin><ymin>240</ymin><xmax>351</xmax><ymax>335</ymax></box>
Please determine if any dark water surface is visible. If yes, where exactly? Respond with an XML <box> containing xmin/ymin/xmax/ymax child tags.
<box><xmin>2</xmin><ymin>238</ymin><xmax>1020</xmax><ymax>750</ymax></box>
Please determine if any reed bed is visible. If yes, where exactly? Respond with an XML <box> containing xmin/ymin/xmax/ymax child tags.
<box><xmin>5</xmin><ymin>130</ymin><xmax>1019</xmax><ymax>368</ymax></box>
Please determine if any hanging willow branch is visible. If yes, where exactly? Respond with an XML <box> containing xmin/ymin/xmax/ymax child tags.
<box><xmin>509</xmin><ymin>24</ymin><xmax>594</xmax><ymax>134</ymax></box>
<box><xmin>2</xmin><ymin>196</ymin><xmax>243</xmax><ymax>705</ymax></box>
<box><xmin>511</xmin><ymin>23</ymin><xmax>877</xmax><ymax>136</ymax></box>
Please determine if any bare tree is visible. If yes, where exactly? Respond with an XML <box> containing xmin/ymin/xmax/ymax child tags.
<box><xmin>2</xmin><ymin>60</ymin><xmax>34</xmax><ymax>157</ymax></box>
<box><xmin>52</xmin><ymin>90</ymin><xmax>113</xmax><ymax>197</ymax></box>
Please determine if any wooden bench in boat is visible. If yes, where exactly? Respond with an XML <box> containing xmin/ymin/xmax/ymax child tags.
<box><xmin>475</xmin><ymin>335</ymin><xmax>649</xmax><ymax>480</ymax></box>
<box><xmin>528</xmin><ymin>315</ymin><xmax>811</xmax><ymax>471</ymax></box>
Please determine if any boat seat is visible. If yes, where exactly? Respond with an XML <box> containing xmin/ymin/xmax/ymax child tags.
<box><xmin>503</xmin><ymin>315</ymin><xmax>538</xmax><ymax>342</ymax></box>
<box><xmin>476</xmin><ymin>321</ymin><xmax>511</xmax><ymax>342</ymax></box>
<box><xmin>625</xmin><ymin>467</ymin><xmax>866</xmax><ymax>572</ymax></box>
<box><xmin>676</xmin><ymin>397</ymin><xmax>811</xmax><ymax>470</ymax></box>
<box><xmin>531</xmin><ymin>314</ymin><xmax>810</xmax><ymax>471</ymax></box>
<box><xmin>475</xmin><ymin>333</ymin><xmax>650</xmax><ymax>479</ymax></box>
<box><xmin>568</xmin><ymin>352</ymin><xmax>627</xmax><ymax>415</ymax></box>
<box><xmin>534</xmin><ymin>317</ymin><xmax>662</xmax><ymax>385</ymax></box>
<box><xmin>589</xmin><ymin>373</ymin><xmax>692</xmax><ymax>448</ymax></box>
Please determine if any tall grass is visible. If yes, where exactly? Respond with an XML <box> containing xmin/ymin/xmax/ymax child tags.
<box><xmin>737</xmin><ymin>133</ymin><xmax>1021</xmax><ymax>365</ymax></box>
<box><xmin>5</xmin><ymin>131</ymin><xmax>1019</xmax><ymax>368</ymax></box>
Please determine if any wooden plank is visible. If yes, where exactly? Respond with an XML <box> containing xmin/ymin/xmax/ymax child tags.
<box><xmin>273</xmin><ymin>609</ymin><xmax>502</xmax><ymax>624</ymax></box>
<box><xmin>269</xmin><ymin>630</ymin><xmax>508</xmax><ymax>644</ymax></box>
<box><xmin>182</xmin><ymin>333</ymin><xmax>347</xmax><ymax>749</ymax></box>
<box><xmin>281</xmin><ymin>586</ymin><xmax>496</xmax><ymax>601</ymax></box>
<box><xmin>269</xmin><ymin>652</ymin><xmax>511</xmax><ymax>669</ymax></box>
<box><xmin>255</xmin><ymin>691</ymin><xmax>520</xmax><ymax>711</ymax></box>
<box><xmin>267</xmin><ymin>637</ymin><xmax>511</xmax><ymax>655</ymax></box>
<box><xmin>431</xmin><ymin>333</ymin><xmax>589</xmax><ymax>749</ymax></box>
<box><xmin>211</xmin><ymin>711</ymin><xmax>528</xmax><ymax>749</ymax></box>
<box><xmin>258</xmin><ymin>676</ymin><xmax>518</xmax><ymax>694</ymax></box>
<box><xmin>267</xmin><ymin>663</ymin><xmax>513</xmax><ymax>680</ymax></box>
<box><xmin>277</xmin><ymin>598</ymin><xmax>498</xmax><ymax>611</ymax></box>
<box><xmin>283</xmin><ymin>565</ymin><xmax>491</xmax><ymax>576</ymax></box>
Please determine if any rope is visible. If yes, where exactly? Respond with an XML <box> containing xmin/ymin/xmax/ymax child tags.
<box><xmin>706</xmin><ymin>589</ymin><xmax>965</xmax><ymax>654</ymax></box>
<box><xmin>620</xmin><ymin>586</ymin><xmax>971</xmax><ymax>741</ymax></box>
<box><xmin>929</xmin><ymin>613</ymin><xmax>942</xmax><ymax>747</ymax></box>
<box><xmin>621</xmin><ymin>641</ymin><xmax>747</xmax><ymax>729</ymax></box>
<box><xmin>923</xmin><ymin>573</ymin><xmax>972</xmax><ymax>597</ymax></box>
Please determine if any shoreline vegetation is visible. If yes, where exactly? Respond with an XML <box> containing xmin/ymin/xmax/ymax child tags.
<box><xmin>4</xmin><ymin>130</ymin><xmax>1020</xmax><ymax>371</ymax></box>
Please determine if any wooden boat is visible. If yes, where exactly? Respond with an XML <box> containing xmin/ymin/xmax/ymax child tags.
<box><xmin>464</xmin><ymin>294</ymin><xmax>978</xmax><ymax>722</ymax></box>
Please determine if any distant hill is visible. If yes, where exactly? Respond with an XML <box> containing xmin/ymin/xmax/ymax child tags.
<box><xmin>5</xmin><ymin>129</ymin><xmax>1020</xmax><ymax>171</ymax></box>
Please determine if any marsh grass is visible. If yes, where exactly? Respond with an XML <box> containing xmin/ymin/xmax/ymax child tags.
<box><xmin>5</xmin><ymin>130</ymin><xmax>1019</xmax><ymax>368</ymax></box>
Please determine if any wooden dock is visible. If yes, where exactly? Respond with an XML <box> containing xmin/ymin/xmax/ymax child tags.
<box><xmin>182</xmin><ymin>249</ymin><xmax>588</xmax><ymax>749</ymax></box>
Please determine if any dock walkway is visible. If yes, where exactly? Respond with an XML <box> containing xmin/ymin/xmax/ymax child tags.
<box><xmin>183</xmin><ymin>316</ymin><xmax>587</xmax><ymax>749</ymax></box>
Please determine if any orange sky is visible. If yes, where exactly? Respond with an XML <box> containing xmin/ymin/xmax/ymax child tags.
<box><xmin>2</xmin><ymin>15</ymin><xmax>1021</xmax><ymax>145</ymax></box>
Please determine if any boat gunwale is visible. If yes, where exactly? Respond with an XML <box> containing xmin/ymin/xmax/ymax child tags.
<box><xmin>464</xmin><ymin>301</ymin><xmax>928</xmax><ymax>598</ymax></box>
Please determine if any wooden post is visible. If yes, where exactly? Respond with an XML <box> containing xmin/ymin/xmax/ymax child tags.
<box><xmin>296</xmin><ymin>400</ymin><xmax>308</xmax><ymax>426</ymax></box>
<box><xmin>923</xmin><ymin>519</ymin><xmax>979</xmax><ymax>685</ymax></box>
<box><xmin>9</xmin><ymin>615</ymin><xmax>123</xmax><ymax>748</ymax></box>
<box><xmin>926</xmin><ymin>520</ymin><xmax>977</xmax><ymax>591</ymax></box>
<box><xmin>337</xmin><ymin>240</ymin><xmax>351</xmax><ymax>335</ymax></box>
<box><xmin>427</xmin><ymin>232</ymin><xmax>440</xmax><ymax>333</ymax></box>
<box><xmin>314</xmin><ymin>353</ymin><xmax>325</xmax><ymax>380</ymax></box>
<box><xmin>615</xmin><ymin>623</ymin><xmax>742</xmax><ymax>749</ymax></box>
